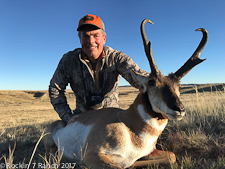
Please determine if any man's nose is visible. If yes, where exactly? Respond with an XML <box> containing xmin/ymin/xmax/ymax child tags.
<box><xmin>88</xmin><ymin>36</ymin><xmax>95</xmax><ymax>44</ymax></box>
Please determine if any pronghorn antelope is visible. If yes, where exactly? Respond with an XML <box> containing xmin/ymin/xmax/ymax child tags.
<box><xmin>44</xmin><ymin>19</ymin><xmax>208</xmax><ymax>169</ymax></box>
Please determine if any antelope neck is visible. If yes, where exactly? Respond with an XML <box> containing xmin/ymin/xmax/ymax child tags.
<box><xmin>141</xmin><ymin>92</ymin><xmax>166</xmax><ymax>120</ymax></box>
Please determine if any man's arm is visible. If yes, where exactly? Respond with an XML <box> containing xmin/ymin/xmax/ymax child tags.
<box><xmin>115</xmin><ymin>53</ymin><xmax>149</xmax><ymax>88</ymax></box>
<box><xmin>49</xmin><ymin>55</ymin><xmax>73</xmax><ymax>124</ymax></box>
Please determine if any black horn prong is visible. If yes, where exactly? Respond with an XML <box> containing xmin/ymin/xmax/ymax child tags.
<box><xmin>174</xmin><ymin>28</ymin><xmax>208</xmax><ymax>79</ymax></box>
<box><xmin>141</xmin><ymin>19</ymin><xmax>159</xmax><ymax>77</ymax></box>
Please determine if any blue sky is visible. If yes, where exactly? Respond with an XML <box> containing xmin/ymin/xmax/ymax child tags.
<box><xmin>0</xmin><ymin>0</ymin><xmax>224</xmax><ymax>90</ymax></box>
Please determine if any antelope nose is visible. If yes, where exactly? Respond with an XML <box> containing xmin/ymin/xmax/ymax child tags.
<box><xmin>180</xmin><ymin>107</ymin><xmax>186</xmax><ymax>116</ymax></box>
<box><xmin>172</xmin><ymin>105</ymin><xmax>185</xmax><ymax>114</ymax></box>
<box><xmin>172</xmin><ymin>104</ymin><xmax>183</xmax><ymax>112</ymax></box>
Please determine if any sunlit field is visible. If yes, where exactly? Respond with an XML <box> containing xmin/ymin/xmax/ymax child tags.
<box><xmin>0</xmin><ymin>84</ymin><xmax>225</xmax><ymax>169</ymax></box>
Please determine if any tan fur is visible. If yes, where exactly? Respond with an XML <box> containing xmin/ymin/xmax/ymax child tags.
<box><xmin>82</xmin><ymin>152</ymin><xmax>123</xmax><ymax>169</ymax></box>
<box><xmin>44</xmin><ymin>120</ymin><xmax>66</xmax><ymax>156</ymax></box>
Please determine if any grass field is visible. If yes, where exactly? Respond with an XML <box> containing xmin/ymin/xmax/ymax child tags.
<box><xmin>0</xmin><ymin>84</ymin><xmax>225</xmax><ymax>169</ymax></box>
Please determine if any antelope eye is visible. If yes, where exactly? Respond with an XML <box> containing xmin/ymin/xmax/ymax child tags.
<box><xmin>148</xmin><ymin>80</ymin><xmax>155</xmax><ymax>86</ymax></box>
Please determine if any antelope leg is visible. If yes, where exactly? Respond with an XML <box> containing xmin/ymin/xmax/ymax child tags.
<box><xmin>82</xmin><ymin>152</ymin><xmax>123</xmax><ymax>169</ymax></box>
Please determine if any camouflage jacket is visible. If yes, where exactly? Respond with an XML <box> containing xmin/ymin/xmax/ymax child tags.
<box><xmin>49</xmin><ymin>46</ymin><xmax>149</xmax><ymax>123</ymax></box>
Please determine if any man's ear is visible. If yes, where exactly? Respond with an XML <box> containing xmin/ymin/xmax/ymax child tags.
<box><xmin>130</xmin><ymin>69</ymin><xmax>148</xmax><ymax>93</ymax></box>
<box><xmin>103</xmin><ymin>35</ymin><xmax>106</xmax><ymax>45</ymax></box>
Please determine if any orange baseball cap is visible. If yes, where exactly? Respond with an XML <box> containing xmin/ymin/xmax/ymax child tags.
<box><xmin>77</xmin><ymin>14</ymin><xmax>105</xmax><ymax>31</ymax></box>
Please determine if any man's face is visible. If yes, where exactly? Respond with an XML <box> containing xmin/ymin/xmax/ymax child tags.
<box><xmin>80</xmin><ymin>26</ymin><xmax>106</xmax><ymax>60</ymax></box>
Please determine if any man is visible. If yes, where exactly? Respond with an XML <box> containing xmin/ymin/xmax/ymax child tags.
<box><xmin>49</xmin><ymin>14</ymin><xmax>174</xmax><ymax>164</ymax></box>
<box><xmin>49</xmin><ymin>14</ymin><xmax>149</xmax><ymax>124</ymax></box>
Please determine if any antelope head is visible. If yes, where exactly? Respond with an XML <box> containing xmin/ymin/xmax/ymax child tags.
<box><xmin>135</xmin><ymin>19</ymin><xmax>208</xmax><ymax>120</ymax></box>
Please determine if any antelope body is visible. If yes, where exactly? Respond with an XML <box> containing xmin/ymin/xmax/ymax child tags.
<box><xmin>44</xmin><ymin>19</ymin><xmax>208</xmax><ymax>169</ymax></box>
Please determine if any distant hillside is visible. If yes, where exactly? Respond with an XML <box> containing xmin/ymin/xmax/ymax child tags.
<box><xmin>180</xmin><ymin>83</ymin><xmax>225</xmax><ymax>94</ymax></box>
<box><xmin>119</xmin><ymin>83</ymin><xmax>225</xmax><ymax>94</ymax></box>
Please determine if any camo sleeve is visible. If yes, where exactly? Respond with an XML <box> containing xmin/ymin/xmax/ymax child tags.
<box><xmin>115</xmin><ymin>51</ymin><xmax>149</xmax><ymax>88</ymax></box>
<box><xmin>49</xmin><ymin>54</ymin><xmax>74</xmax><ymax>124</ymax></box>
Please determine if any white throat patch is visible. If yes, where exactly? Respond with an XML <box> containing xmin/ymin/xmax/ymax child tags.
<box><xmin>137</xmin><ymin>104</ymin><xmax>167</xmax><ymax>131</ymax></box>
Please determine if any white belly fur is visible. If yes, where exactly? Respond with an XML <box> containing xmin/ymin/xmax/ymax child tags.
<box><xmin>101</xmin><ymin>122</ymin><xmax>158</xmax><ymax>168</ymax></box>
<box><xmin>53</xmin><ymin>122</ymin><xmax>92</xmax><ymax>162</ymax></box>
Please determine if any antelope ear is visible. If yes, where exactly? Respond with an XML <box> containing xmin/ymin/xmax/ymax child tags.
<box><xmin>130</xmin><ymin>69</ymin><xmax>148</xmax><ymax>93</ymax></box>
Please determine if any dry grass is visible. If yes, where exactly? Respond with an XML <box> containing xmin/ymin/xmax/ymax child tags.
<box><xmin>157</xmin><ymin>89</ymin><xmax>225</xmax><ymax>169</ymax></box>
<box><xmin>0</xmin><ymin>84</ymin><xmax>225</xmax><ymax>169</ymax></box>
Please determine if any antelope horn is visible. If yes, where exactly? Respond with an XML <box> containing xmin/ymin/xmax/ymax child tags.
<box><xmin>174</xmin><ymin>28</ymin><xmax>208</xmax><ymax>79</ymax></box>
<box><xmin>141</xmin><ymin>19</ymin><xmax>160</xmax><ymax>77</ymax></box>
